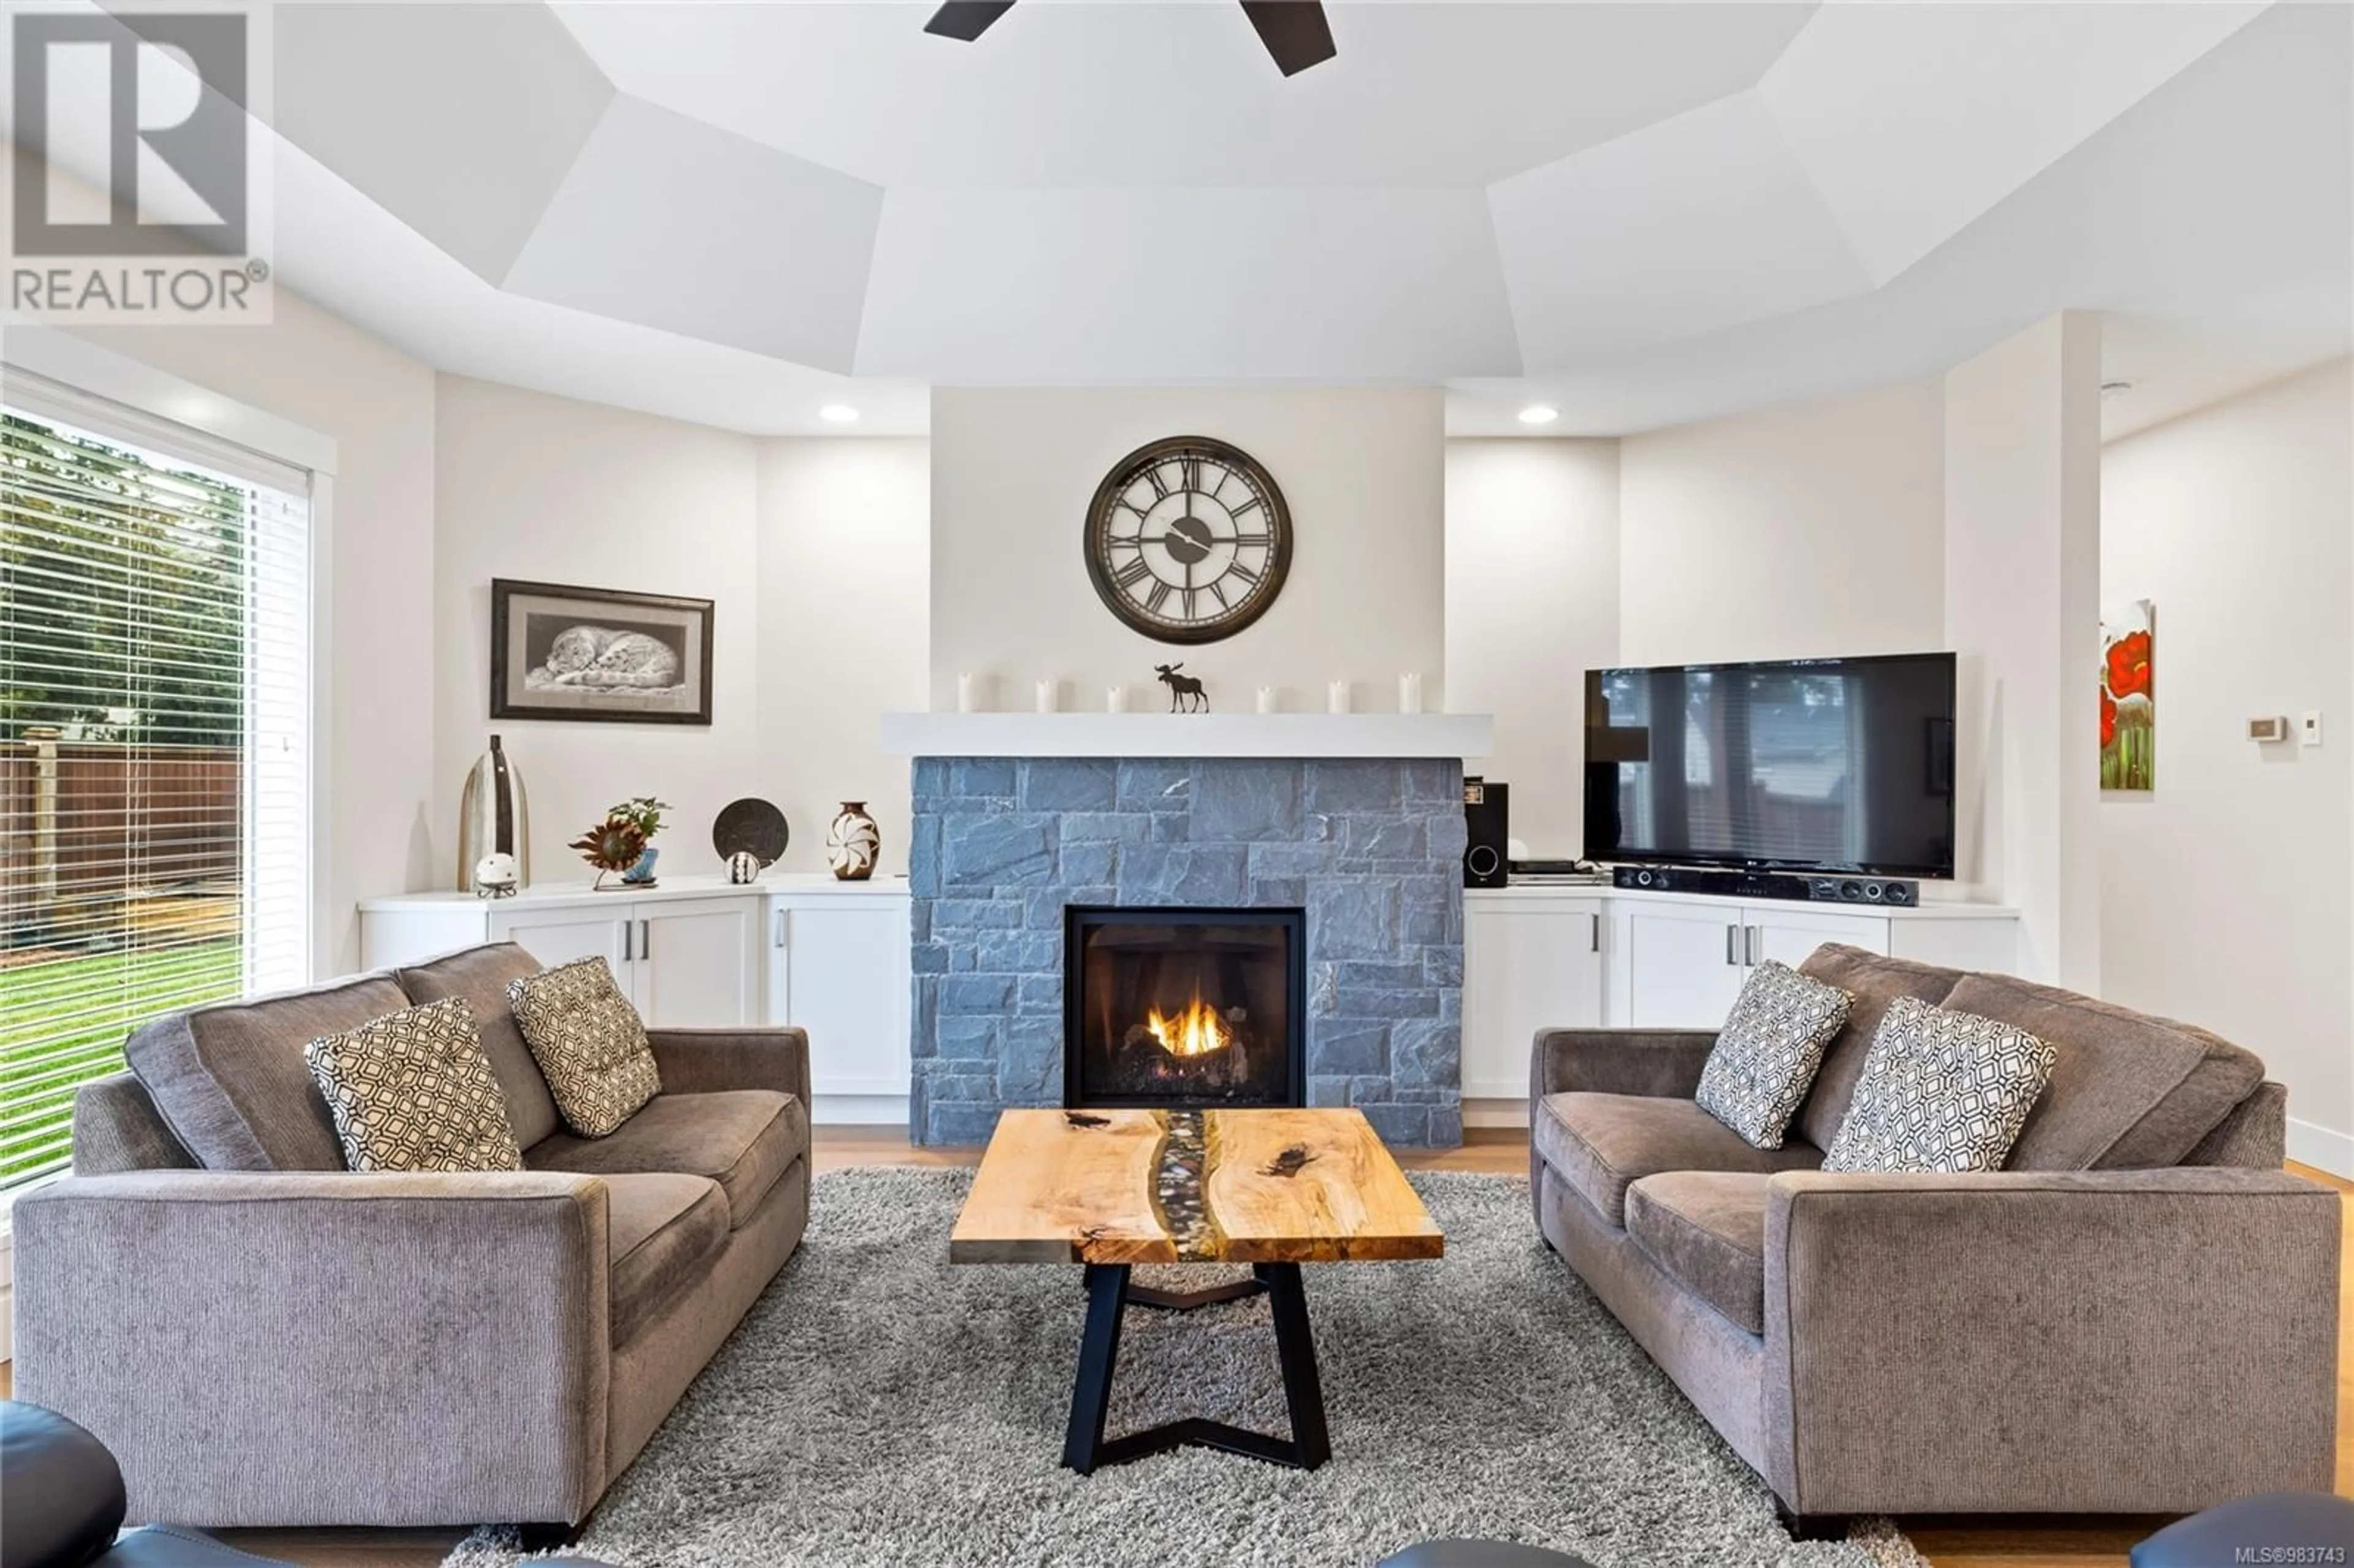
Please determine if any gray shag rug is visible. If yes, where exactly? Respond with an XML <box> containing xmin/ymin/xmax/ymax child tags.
<box><xmin>446</xmin><ymin>1167</ymin><xmax>1925</xmax><ymax>1568</ymax></box>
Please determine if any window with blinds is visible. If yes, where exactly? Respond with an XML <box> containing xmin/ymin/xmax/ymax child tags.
<box><xmin>1</xmin><ymin>371</ymin><xmax>311</xmax><ymax>1187</ymax></box>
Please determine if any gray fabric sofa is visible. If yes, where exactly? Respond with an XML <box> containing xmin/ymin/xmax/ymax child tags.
<box><xmin>12</xmin><ymin>943</ymin><xmax>810</xmax><ymax>1532</ymax></box>
<box><xmin>1529</xmin><ymin>943</ymin><xmax>2341</xmax><ymax>1524</ymax></box>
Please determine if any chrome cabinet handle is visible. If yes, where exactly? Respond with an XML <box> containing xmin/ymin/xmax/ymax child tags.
<box><xmin>1745</xmin><ymin>925</ymin><xmax>1761</xmax><ymax>966</ymax></box>
<box><xmin>640</xmin><ymin>919</ymin><xmax>651</xmax><ymax>961</ymax></box>
<box><xmin>774</xmin><ymin>908</ymin><xmax>787</xmax><ymax>949</ymax></box>
<box><xmin>1590</xmin><ymin>912</ymin><xmax>1600</xmax><ymax>953</ymax></box>
<box><xmin>621</xmin><ymin>923</ymin><xmax>632</xmax><ymax>963</ymax></box>
<box><xmin>1726</xmin><ymin>924</ymin><xmax>1740</xmax><ymax>966</ymax></box>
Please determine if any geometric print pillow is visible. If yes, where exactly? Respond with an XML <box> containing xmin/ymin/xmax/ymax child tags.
<box><xmin>1693</xmin><ymin>960</ymin><xmax>1854</xmax><ymax>1149</ymax></box>
<box><xmin>506</xmin><ymin>956</ymin><xmax>660</xmax><ymax>1138</ymax></box>
<box><xmin>302</xmin><ymin>996</ymin><xmax>525</xmax><ymax>1173</ymax></box>
<box><xmin>1822</xmin><ymin>994</ymin><xmax>2059</xmax><ymax>1174</ymax></box>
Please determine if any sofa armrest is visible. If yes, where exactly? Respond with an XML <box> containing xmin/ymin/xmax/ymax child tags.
<box><xmin>1530</xmin><ymin>1029</ymin><xmax>1715</xmax><ymax>1100</ymax></box>
<box><xmin>1762</xmin><ymin>1167</ymin><xmax>2341</xmax><ymax>1516</ymax></box>
<box><xmin>647</xmin><ymin>1026</ymin><xmax>810</xmax><ymax>1106</ymax></box>
<box><xmin>11</xmin><ymin>1171</ymin><xmax>613</xmax><ymax>1529</ymax></box>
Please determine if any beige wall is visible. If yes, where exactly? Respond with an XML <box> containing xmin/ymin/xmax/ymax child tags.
<box><xmin>50</xmin><ymin>292</ymin><xmax>438</xmax><ymax>976</ymax></box>
<box><xmin>755</xmin><ymin>437</ymin><xmax>929</xmax><ymax>876</ymax></box>
<box><xmin>2101</xmin><ymin>357</ymin><xmax>2354</xmax><ymax>1165</ymax></box>
<box><xmin>432</xmin><ymin>375</ymin><xmax>761</xmax><ymax>885</ymax></box>
<box><xmin>1444</xmin><ymin>439</ymin><xmax>1620</xmax><ymax>858</ymax></box>
<box><xmin>929</xmin><ymin>386</ymin><xmax>1446</xmax><ymax>714</ymax></box>
<box><xmin>1617</xmin><ymin>376</ymin><xmax>1946</xmax><ymax>667</ymax></box>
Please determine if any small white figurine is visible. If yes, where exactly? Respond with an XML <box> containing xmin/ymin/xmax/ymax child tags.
<box><xmin>473</xmin><ymin>851</ymin><xmax>520</xmax><ymax>899</ymax></box>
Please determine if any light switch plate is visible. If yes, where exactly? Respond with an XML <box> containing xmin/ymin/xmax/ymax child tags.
<box><xmin>2303</xmin><ymin>710</ymin><xmax>2324</xmax><ymax>747</ymax></box>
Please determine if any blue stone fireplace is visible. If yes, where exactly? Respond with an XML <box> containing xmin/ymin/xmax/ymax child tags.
<box><xmin>907</xmin><ymin>755</ymin><xmax>1467</xmax><ymax>1147</ymax></box>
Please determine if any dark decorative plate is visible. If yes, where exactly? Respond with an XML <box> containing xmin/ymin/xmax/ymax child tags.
<box><xmin>712</xmin><ymin>798</ymin><xmax>788</xmax><ymax>866</ymax></box>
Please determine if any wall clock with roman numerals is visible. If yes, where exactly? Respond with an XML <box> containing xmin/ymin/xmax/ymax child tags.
<box><xmin>1082</xmin><ymin>435</ymin><xmax>1294</xmax><ymax>645</ymax></box>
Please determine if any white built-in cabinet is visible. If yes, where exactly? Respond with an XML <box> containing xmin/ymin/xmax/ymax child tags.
<box><xmin>1461</xmin><ymin>891</ymin><xmax>1604</xmax><ymax>1100</ymax></box>
<box><xmin>764</xmin><ymin>887</ymin><xmax>912</xmax><ymax>1119</ymax></box>
<box><xmin>358</xmin><ymin>875</ymin><xmax>913</xmax><ymax>1121</ymax></box>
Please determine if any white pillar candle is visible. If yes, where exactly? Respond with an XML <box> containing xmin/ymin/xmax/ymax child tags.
<box><xmin>1035</xmin><ymin>679</ymin><xmax>1058</xmax><ymax>714</ymax></box>
<box><xmin>956</xmin><ymin>672</ymin><xmax>977</xmax><ymax>714</ymax></box>
<box><xmin>1399</xmin><ymin>672</ymin><xmax>1424</xmax><ymax>714</ymax></box>
<box><xmin>1106</xmin><ymin>685</ymin><xmax>1129</xmax><ymax>714</ymax></box>
<box><xmin>1328</xmin><ymin>680</ymin><xmax>1352</xmax><ymax>715</ymax></box>
<box><xmin>1255</xmin><ymin>685</ymin><xmax>1279</xmax><ymax>714</ymax></box>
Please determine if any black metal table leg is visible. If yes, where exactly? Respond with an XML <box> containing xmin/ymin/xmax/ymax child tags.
<box><xmin>1062</xmin><ymin>1263</ymin><xmax>1130</xmax><ymax>1474</ymax></box>
<box><xmin>1061</xmin><ymin>1259</ymin><xmax>1329</xmax><ymax>1474</ymax></box>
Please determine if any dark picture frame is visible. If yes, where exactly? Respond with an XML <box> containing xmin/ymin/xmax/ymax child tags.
<box><xmin>489</xmin><ymin>578</ymin><xmax>715</xmax><ymax>726</ymax></box>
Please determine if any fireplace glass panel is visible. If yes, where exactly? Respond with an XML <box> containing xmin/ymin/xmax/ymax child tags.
<box><xmin>1065</xmin><ymin>907</ymin><xmax>1304</xmax><ymax>1109</ymax></box>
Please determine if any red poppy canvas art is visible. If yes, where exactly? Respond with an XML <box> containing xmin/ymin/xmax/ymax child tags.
<box><xmin>2101</xmin><ymin>600</ymin><xmax>2155</xmax><ymax>790</ymax></box>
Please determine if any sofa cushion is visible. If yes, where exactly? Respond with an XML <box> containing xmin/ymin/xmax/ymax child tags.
<box><xmin>1942</xmin><ymin>973</ymin><xmax>2267</xmax><ymax>1170</ymax></box>
<box><xmin>303</xmin><ymin>996</ymin><xmax>525</xmax><ymax>1173</ymax></box>
<box><xmin>124</xmin><ymin>973</ymin><xmax>414</xmax><ymax>1170</ymax></box>
<box><xmin>508</xmin><ymin>957</ymin><xmax>660</xmax><ymax>1138</ymax></box>
<box><xmin>603</xmin><ymin>1173</ymin><xmax>730</xmax><ymax>1347</ymax></box>
<box><xmin>1625</xmin><ymin>1171</ymin><xmax>1770</xmax><ymax>1334</ymax></box>
<box><xmin>393</xmin><ymin>943</ymin><xmax>562</xmax><ymax>1148</ymax></box>
<box><xmin>528</xmin><ymin>1089</ymin><xmax>807</xmax><ymax>1228</ymax></box>
<box><xmin>1823</xmin><ymin>995</ymin><xmax>2058</xmax><ymax>1173</ymax></box>
<box><xmin>1533</xmin><ymin>1092</ymin><xmax>1822</xmax><ymax>1228</ymax></box>
<box><xmin>1792</xmin><ymin>945</ymin><xmax>1967</xmax><ymax>1151</ymax></box>
<box><xmin>1694</xmin><ymin>961</ymin><xmax>1852</xmax><ymax>1149</ymax></box>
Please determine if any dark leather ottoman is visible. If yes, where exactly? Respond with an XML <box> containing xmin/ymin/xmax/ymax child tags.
<box><xmin>2132</xmin><ymin>1493</ymin><xmax>2354</xmax><ymax>1567</ymax></box>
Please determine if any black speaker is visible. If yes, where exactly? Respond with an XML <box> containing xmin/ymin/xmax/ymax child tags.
<box><xmin>1803</xmin><ymin>876</ymin><xmax>1919</xmax><ymax>907</ymax></box>
<box><xmin>1462</xmin><ymin>777</ymin><xmax>1509</xmax><ymax>889</ymax></box>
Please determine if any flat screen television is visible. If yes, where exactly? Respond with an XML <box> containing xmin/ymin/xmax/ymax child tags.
<box><xmin>1583</xmin><ymin>652</ymin><xmax>1957</xmax><ymax>879</ymax></box>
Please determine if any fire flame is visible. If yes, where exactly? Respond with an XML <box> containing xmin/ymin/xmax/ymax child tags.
<box><xmin>1143</xmin><ymin>991</ymin><xmax>1232</xmax><ymax>1058</ymax></box>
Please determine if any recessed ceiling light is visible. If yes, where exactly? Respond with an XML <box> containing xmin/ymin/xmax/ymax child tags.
<box><xmin>819</xmin><ymin>403</ymin><xmax>860</xmax><ymax>424</ymax></box>
<box><xmin>1517</xmin><ymin>405</ymin><xmax>1560</xmax><ymax>425</ymax></box>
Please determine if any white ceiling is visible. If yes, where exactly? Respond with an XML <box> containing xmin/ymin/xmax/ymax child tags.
<box><xmin>25</xmin><ymin>2</ymin><xmax>2350</xmax><ymax>437</ymax></box>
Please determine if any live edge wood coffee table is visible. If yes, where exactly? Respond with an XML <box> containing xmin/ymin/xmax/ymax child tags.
<box><xmin>950</xmin><ymin>1106</ymin><xmax>1444</xmax><ymax>1474</ymax></box>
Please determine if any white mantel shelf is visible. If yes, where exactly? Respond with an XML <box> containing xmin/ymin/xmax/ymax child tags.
<box><xmin>880</xmin><ymin>712</ymin><xmax>1495</xmax><ymax>760</ymax></box>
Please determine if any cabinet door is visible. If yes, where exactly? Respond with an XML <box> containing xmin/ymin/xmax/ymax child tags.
<box><xmin>1462</xmin><ymin>899</ymin><xmax>1603</xmax><ymax>1100</ymax></box>
<box><xmin>771</xmin><ymin>900</ymin><xmax>912</xmax><ymax>1097</ymax></box>
<box><xmin>1745</xmin><ymin>908</ymin><xmax>1889</xmax><ymax>969</ymax></box>
<box><xmin>631</xmin><ymin>897</ymin><xmax>762</xmax><ymax>1027</ymax></box>
<box><xmin>487</xmin><ymin>905</ymin><xmax>631</xmax><ymax>972</ymax></box>
<box><xmin>1622</xmin><ymin>902</ymin><xmax>1748</xmax><ymax>1029</ymax></box>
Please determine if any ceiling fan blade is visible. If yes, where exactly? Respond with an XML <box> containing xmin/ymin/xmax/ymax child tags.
<box><xmin>924</xmin><ymin>0</ymin><xmax>1016</xmax><ymax>42</ymax></box>
<box><xmin>1238</xmin><ymin>0</ymin><xmax>1335</xmax><ymax>76</ymax></box>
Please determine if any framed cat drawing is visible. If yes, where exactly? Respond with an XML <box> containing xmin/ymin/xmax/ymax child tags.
<box><xmin>490</xmin><ymin>579</ymin><xmax>715</xmax><ymax>725</ymax></box>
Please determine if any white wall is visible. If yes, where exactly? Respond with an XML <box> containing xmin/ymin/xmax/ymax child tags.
<box><xmin>928</xmin><ymin>387</ymin><xmax>1445</xmax><ymax>713</ymax></box>
<box><xmin>1617</xmin><ymin>376</ymin><xmax>1946</xmax><ymax>666</ymax></box>
<box><xmin>2101</xmin><ymin>358</ymin><xmax>2354</xmax><ymax>1168</ymax></box>
<box><xmin>433</xmin><ymin>376</ymin><xmax>761</xmax><ymax>884</ymax></box>
<box><xmin>52</xmin><ymin>292</ymin><xmax>439</xmax><ymax>976</ymax></box>
<box><xmin>1944</xmin><ymin>313</ymin><xmax>2103</xmax><ymax>989</ymax></box>
<box><xmin>755</xmin><ymin>438</ymin><xmax>929</xmax><ymax>876</ymax></box>
<box><xmin>1444</xmin><ymin>440</ymin><xmax>1619</xmax><ymax>857</ymax></box>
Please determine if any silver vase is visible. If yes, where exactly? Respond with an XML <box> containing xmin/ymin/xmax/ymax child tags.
<box><xmin>457</xmin><ymin>734</ymin><xmax>531</xmax><ymax>892</ymax></box>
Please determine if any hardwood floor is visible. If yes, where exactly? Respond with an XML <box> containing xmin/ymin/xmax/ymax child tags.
<box><xmin>7</xmin><ymin>1131</ymin><xmax>2345</xmax><ymax>1568</ymax></box>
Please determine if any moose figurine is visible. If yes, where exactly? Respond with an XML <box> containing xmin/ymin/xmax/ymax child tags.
<box><xmin>1152</xmin><ymin>663</ymin><xmax>1209</xmax><ymax>713</ymax></box>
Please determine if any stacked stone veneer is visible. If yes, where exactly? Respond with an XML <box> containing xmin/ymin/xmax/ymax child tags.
<box><xmin>908</xmin><ymin>756</ymin><xmax>1467</xmax><ymax>1148</ymax></box>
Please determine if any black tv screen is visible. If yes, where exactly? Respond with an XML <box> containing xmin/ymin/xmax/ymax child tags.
<box><xmin>1584</xmin><ymin>652</ymin><xmax>1957</xmax><ymax>878</ymax></box>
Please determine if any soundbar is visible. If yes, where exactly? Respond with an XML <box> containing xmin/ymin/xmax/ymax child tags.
<box><xmin>1611</xmin><ymin>865</ymin><xmax>1919</xmax><ymax>908</ymax></box>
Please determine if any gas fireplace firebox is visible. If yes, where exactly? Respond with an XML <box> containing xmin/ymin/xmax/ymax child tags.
<box><xmin>1064</xmin><ymin>906</ymin><xmax>1306</xmax><ymax>1110</ymax></box>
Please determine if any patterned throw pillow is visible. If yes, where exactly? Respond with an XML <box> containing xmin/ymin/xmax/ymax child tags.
<box><xmin>507</xmin><ymin>956</ymin><xmax>660</xmax><ymax>1138</ymax></box>
<box><xmin>1823</xmin><ymin>995</ymin><xmax>2058</xmax><ymax>1173</ymax></box>
<box><xmin>303</xmin><ymin>996</ymin><xmax>525</xmax><ymax>1173</ymax></box>
<box><xmin>1694</xmin><ymin>960</ymin><xmax>1854</xmax><ymax>1149</ymax></box>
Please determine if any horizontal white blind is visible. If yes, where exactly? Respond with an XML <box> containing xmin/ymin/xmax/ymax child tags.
<box><xmin>1</xmin><ymin>398</ymin><xmax>311</xmax><ymax>1186</ymax></box>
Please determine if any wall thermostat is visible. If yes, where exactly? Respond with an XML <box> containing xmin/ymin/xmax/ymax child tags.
<box><xmin>2250</xmin><ymin>715</ymin><xmax>2289</xmax><ymax>743</ymax></box>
